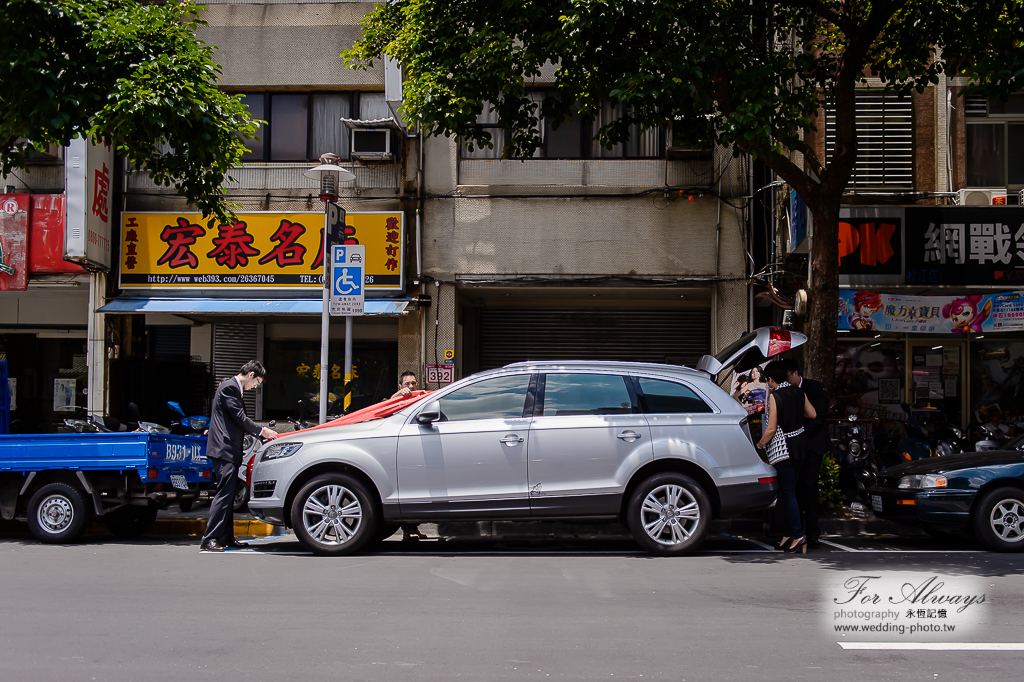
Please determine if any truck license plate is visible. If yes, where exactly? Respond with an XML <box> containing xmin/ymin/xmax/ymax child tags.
<box><xmin>170</xmin><ymin>474</ymin><xmax>188</xmax><ymax>490</ymax></box>
<box><xmin>871</xmin><ymin>495</ymin><xmax>883</xmax><ymax>512</ymax></box>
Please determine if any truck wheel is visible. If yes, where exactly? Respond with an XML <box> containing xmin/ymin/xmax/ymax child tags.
<box><xmin>290</xmin><ymin>473</ymin><xmax>377</xmax><ymax>556</ymax></box>
<box><xmin>233</xmin><ymin>485</ymin><xmax>250</xmax><ymax>513</ymax></box>
<box><xmin>973</xmin><ymin>487</ymin><xmax>1024</xmax><ymax>552</ymax></box>
<box><xmin>26</xmin><ymin>482</ymin><xmax>91</xmax><ymax>544</ymax></box>
<box><xmin>626</xmin><ymin>472</ymin><xmax>711</xmax><ymax>556</ymax></box>
<box><xmin>103</xmin><ymin>506</ymin><xmax>159</xmax><ymax>538</ymax></box>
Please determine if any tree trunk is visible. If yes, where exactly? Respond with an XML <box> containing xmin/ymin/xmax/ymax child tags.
<box><xmin>804</xmin><ymin>200</ymin><xmax>841</xmax><ymax>388</ymax></box>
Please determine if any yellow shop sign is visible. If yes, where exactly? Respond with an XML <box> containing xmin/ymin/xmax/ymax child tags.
<box><xmin>119</xmin><ymin>211</ymin><xmax>403</xmax><ymax>290</ymax></box>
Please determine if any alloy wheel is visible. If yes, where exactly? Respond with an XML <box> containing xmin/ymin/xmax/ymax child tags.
<box><xmin>640</xmin><ymin>484</ymin><xmax>701</xmax><ymax>545</ymax></box>
<box><xmin>301</xmin><ymin>484</ymin><xmax>362</xmax><ymax>546</ymax></box>
<box><xmin>990</xmin><ymin>499</ymin><xmax>1024</xmax><ymax>543</ymax></box>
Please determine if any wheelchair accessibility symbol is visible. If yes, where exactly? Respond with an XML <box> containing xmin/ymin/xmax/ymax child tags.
<box><xmin>333</xmin><ymin>266</ymin><xmax>362</xmax><ymax>295</ymax></box>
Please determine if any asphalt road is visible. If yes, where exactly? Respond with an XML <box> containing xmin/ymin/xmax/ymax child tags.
<box><xmin>3</xmin><ymin>528</ymin><xmax>1024</xmax><ymax>682</ymax></box>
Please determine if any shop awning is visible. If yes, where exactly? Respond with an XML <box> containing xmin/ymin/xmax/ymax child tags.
<box><xmin>97</xmin><ymin>297</ymin><xmax>412</xmax><ymax>316</ymax></box>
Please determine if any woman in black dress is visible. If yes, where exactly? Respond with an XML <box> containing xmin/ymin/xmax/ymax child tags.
<box><xmin>756</xmin><ymin>361</ymin><xmax>817</xmax><ymax>553</ymax></box>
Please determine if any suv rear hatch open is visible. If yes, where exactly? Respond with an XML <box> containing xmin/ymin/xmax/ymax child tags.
<box><xmin>697</xmin><ymin>327</ymin><xmax>807</xmax><ymax>376</ymax></box>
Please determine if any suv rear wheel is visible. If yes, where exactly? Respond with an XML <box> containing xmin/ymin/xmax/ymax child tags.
<box><xmin>627</xmin><ymin>472</ymin><xmax>711</xmax><ymax>556</ymax></box>
<box><xmin>291</xmin><ymin>473</ymin><xmax>376</xmax><ymax>556</ymax></box>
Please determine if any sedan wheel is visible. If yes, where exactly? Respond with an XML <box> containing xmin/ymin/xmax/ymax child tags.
<box><xmin>627</xmin><ymin>472</ymin><xmax>710</xmax><ymax>556</ymax></box>
<box><xmin>290</xmin><ymin>474</ymin><xmax>376</xmax><ymax>556</ymax></box>
<box><xmin>974</xmin><ymin>487</ymin><xmax>1024</xmax><ymax>552</ymax></box>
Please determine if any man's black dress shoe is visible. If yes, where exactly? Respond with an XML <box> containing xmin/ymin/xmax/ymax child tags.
<box><xmin>200</xmin><ymin>540</ymin><xmax>227</xmax><ymax>552</ymax></box>
<box><xmin>225</xmin><ymin>538</ymin><xmax>249</xmax><ymax>548</ymax></box>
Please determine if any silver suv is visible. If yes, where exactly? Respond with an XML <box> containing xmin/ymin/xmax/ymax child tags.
<box><xmin>249</xmin><ymin>327</ymin><xmax>803</xmax><ymax>556</ymax></box>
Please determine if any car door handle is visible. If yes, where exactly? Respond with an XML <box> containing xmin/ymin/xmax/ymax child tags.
<box><xmin>617</xmin><ymin>430</ymin><xmax>640</xmax><ymax>442</ymax></box>
<box><xmin>500</xmin><ymin>435</ymin><xmax>524</xmax><ymax>445</ymax></box>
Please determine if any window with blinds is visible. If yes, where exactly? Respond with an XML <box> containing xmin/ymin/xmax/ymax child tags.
<box><xmin>825</xmin><ymin>90</ymin><xmax>914</xmax><ymax>189</ymax></box>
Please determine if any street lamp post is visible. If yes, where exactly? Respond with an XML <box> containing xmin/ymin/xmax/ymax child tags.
<box><xmin>304</xmin><ymin>153</ymin><xmax>355</xmax><ymax>425</ymax></box>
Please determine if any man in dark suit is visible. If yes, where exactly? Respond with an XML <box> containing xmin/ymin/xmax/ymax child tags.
<box><xmin>200</xmin><ymin>360</ymin><xmax>279</xmax><ymax>552</ymax></box>
<box><xmin>784</xmin><ymin>359</ymin><xmax>830</xmax><ymax>549</ymax></box>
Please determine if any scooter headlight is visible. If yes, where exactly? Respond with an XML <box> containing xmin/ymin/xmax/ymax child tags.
<box><xmin>951</xmin><ymin>426</ymin><xmax>963</xmax><ymax>439</ymax></box>
<box><xmin>849</xmin><ymin>440</ymin><xmax>862</xmax><ymax>455</ymax></box>
<box><xmin>898</xmin><ymin>474</ymin><xmax>947</xmax><ymax>490</ymax></box>
<box><xmin>261</xmin><ymin>442</ymin><xmax>302</xmax><ymax>461</ymax></box>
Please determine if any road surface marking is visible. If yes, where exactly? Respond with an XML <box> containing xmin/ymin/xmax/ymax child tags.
<box><xmin>820</xmin><ymin>539</ymin><xmax>860</xmax><ymax>552</ymax></box>
<box><xmin>839</xmin><ymin>642</ymin><xmax>1024</xmax><ymax>651</ymax></box>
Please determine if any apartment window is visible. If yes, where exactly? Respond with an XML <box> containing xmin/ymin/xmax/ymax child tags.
<box><xmin>238</xmin><ymin>92</ymin><xmax>381</xmax><ymax>162</ymax></box>
<box><xmin>461</xmin><ymin>95</ymin><xmax>664</xmax><ymax>159</ymax></box>
<box><xmin>825</xmin><ymin>89</ymin><xmax>914</xmax><ymax>189</ymax></box>
<box><xmin>965</xmin><ymin>93</ymin><xmax>1024</xmax><ymax>189</ymax></box>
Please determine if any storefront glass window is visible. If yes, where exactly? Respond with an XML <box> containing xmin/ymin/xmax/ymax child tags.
<box><xmin>969</xmin><ymin>340</ymin><xmax>1024</xmax><ymax>424</ymax></box>
<box><xmin>833</xmin><ymin>340</ymin><xmax>906</xmax><ymax>420</ymax></box>
<box><xmin>1</xmin><ymin>334</ymin><xmax>88</xmax><ymax>433</ymax></box>
<box><xmin>263</xmin><ymin>339</ymin><xmax>397</xmax><ymax>420</ymax></box>
<box><xmin>909</xmin><ymin>344</ymin><xmax>962</xmax><ymax>427</ymax></box>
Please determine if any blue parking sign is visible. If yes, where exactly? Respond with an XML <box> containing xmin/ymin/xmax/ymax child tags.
<box><xmin>333</xmin><ymin>265</ymin><xmax>362</xmax><ymax>296</ymax></box>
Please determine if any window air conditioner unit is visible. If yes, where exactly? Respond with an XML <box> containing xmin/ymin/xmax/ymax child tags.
<box><xmin>957</xmin><ymin>188</ymin><xmax>1007</xmax><ymax>206</ymax></box>
<box><xmin>351</xmin><ymin>128</ymin><xmax>392</xmax><ymax>160</ymax></box>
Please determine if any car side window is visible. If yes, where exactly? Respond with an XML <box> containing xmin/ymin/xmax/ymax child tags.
<box><xmin>637</xmin><ymin>378</ymin><xmax>714</xmax><ymax>414</ymax></box>
<box><xmin>436</xmin><ymin>374</ymin><xmax>532</xmax><ymax>421</ymax></box>
<box><xmin>541</xmin><ymin>374</ymin><xmax>633</xmax><ymax>416</ymax></box>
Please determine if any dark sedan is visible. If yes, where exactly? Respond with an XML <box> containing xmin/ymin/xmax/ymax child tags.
<box><xmin>869</xmin><ymin>445</ymin><xmax>1024</xmax><ymax>552</ymax></box>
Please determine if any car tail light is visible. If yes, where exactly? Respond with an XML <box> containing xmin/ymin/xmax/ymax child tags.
<box><xmin>147</xmin><ymin>468</ymin><xmax>158</xmax><ymax>479</ymax></box>
<box><xmin>245</xmin><ymin>454</ymin><xmax>256</xmax><ymax>487</ymax></box>
<box><xmin>767</xmin><ymin>328</ymin><xmax>791</xmax><ymax>357</ymax></box>
<box><xmin>757</xmin><ymin>477</ymin><xmax>777</xmax><ymax>484</ymax></box>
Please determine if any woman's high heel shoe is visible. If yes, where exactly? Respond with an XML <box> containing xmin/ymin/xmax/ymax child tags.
<box><xmin>773</xmin><ymin>537</ymin><xmax>791</xmax><ymax>551</ymax></box>
<box><xmin>784</xmin><ymin>537</ymin><xmax>808</xmax><ymax>554</ymax></box>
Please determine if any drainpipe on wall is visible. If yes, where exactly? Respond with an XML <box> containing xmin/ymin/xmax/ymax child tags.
<box><xmin>87</xmin><ymin>271</ymin><xmax>106</xmax><ymax>415</ymax></box>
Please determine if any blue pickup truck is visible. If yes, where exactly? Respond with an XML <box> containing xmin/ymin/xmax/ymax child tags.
<box><xmin>0</xmin><ymin>432</ymin><xmax>210</xmax><ymax>543</ymax></box>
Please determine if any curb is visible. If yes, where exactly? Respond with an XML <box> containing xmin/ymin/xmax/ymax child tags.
<box><xmin>140</xmin><ymin>518</ymin><xmax>282</xmax><ymax>537</ymax></box>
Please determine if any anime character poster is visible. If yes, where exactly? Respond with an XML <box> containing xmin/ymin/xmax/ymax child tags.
<box><xmin>969</xmin><ymin>341</ymin><xmax>1024</xmax><ymax>421</ymax></box>
<box><xmin>834</xmin><ymin>341</ymin><xmax>906</xmax><ymax>420</ymax></box>
<box><xmin>838</xmin><ymin>290</ymin><xmax>1024</xmax><ymax>334</ymax></box>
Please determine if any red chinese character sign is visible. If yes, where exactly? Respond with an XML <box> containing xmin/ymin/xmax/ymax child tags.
<box><xmin>0</xmin><ymin>194</ymin><xmax>29</xmax><ymax>290</ymax></box>
<box><xmin>64</xmin><ymin>136</ymin><xmax>113</xmax><ymax>269</ymax></box>
<box><xmin>120</xmin><ymin>211</ymin><xmax>403</xmax><ymax>290</ymax></box>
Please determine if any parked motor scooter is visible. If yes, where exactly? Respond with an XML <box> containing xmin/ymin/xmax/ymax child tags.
<box><xmin>912</xmin><ymin>406</ymin><xmax>966</xmax><ymax>456</ymax></box>
<box><xmin>127</xmin><ymin>402</ymin><xmax>170</xmax><ymax>434</ymax></box>
<box><xmin>974</xmin><ymin>422</ymin><xmax>1013</xmax><ymax>451</ymax></box>
<box><xmin>62</xmin><ymin>407</ymin><xmax>126</xmax><ymax>434</ymax></box>
<box><xmin>834</xmin><ymin>414</ymin><xmax>877</xmax><ymax>511</ymax></box>
<box><xmin>167</xmin><ymin>401</ymin><xmax>210</xmax><ymax>437</ymax></box>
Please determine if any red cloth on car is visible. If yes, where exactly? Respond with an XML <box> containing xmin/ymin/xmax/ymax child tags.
<box><xmin>302</xmin><ymin>390</ymin><xmax>433</xmax><ymax>432</ymax></box>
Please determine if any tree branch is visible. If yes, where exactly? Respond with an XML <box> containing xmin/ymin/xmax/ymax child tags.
<box><xmin>776</xmin><ymin>0</ymin><xmax>848</xmax><ymax>32</ymax></box>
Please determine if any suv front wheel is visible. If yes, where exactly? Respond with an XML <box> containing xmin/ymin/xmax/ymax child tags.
<box><xmin>291</xmin><ymin>473</ymin><xmax>377</xmax><ymax>556</ymax></box>
<box><xmin>627</xmin><ymin>472</ymin><xmax>711</xmax><ymax>556</ymax></box>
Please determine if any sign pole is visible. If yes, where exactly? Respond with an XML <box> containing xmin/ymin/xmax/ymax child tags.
<box><xmin>319</xmin><ymin>208</ymin><xmax>331</xmax><ymax>425</ymax></box>
<box><xmin>344</xmin><ymin>316</ymin><xmax>353</xmax><ymax>412</ymax></box>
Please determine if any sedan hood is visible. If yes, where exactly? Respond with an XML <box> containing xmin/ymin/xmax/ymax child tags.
<box><xmin>884</xmin><ymin>450</ymin><xmax>1024</xmax><ymax>476</ymax></box>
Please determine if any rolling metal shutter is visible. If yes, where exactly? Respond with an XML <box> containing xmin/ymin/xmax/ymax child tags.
<box><xmin>213</xmin><ymin>322</ymin><xmax>258</xmax><ymax>416</ymax></box>
<box><xmin>825</xmin><ymin>90</ymin><xmax>914</xmax><ymax>189</ymax></box>
<box><xmin>149</xmin><ymin>327</ymin><xmax>191</xmax><ymax>360</ymax></box>
<box><xmin>478</xmin><ymin>308</ymin><xmax>710</xmax><ymax>371</ymax></box>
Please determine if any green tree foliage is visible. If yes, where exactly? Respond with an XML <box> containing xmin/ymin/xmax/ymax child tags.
<box><xmin>0</xmin><ymin>0</ymin><xmax>259</xmax><ymax>220</ymax></box>
<box><xmin>345</xmin><ymin>0</ymin><xmax>1024</xmax><ymax>382</ymax></box>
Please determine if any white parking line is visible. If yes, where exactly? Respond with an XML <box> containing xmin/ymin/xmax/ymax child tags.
<box><xmin>820</xmin><ymin>539</ymin><xmax>861</xmax><ymax>552</ymax></box>
<box><xmin>839</xmin><ymin>642</ymin><xmax>1024</xmax><ymax>651</ymax></box>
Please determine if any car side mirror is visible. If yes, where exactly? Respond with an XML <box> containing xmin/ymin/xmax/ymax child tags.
<box><xmin>416</xmin><ymin>401</ymin><xmax>441</xmax><ymax>425</ymax></box>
